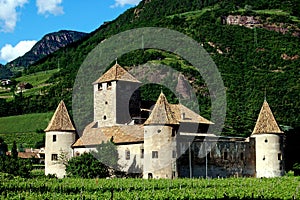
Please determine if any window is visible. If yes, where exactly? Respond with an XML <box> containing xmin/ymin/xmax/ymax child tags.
<box><xmin>141</xmin><ymin>149</ymin><xmax>144</xmax><ymax>159</ymax></box>
<box><xmin>172</xmin><ymin>128</ymin><xmax>177</xmax><ymax>137</ymax></box>
<box><xmin>152</xmin><ymin>151</ymin><xmax>158</xmax><ymax>159</ymax></box>
<box><xmin>125</xmin><ymin>150</ymin><xmax>130</xmax><ymax>160</ymax></box>
<box><xmin>265</xmin><ymin>138</ymin><xmax>268</xmax><ymax>143</ymax></box>
<box><xmin>105</xmin><ymin>101</ymin><xmax>108</xmax><ymax>105</ymax></box>
<box><xmin>103</xmin><ymin>115</ymin><xmax>107</xmax><ymax>120</ymax></box>
<box><xmin>223</xmin><ymin>152</ymin><xmax>228</xmax><ymax>160</ymax></box>
<box><xmin>53</xmin><ymin>135</ymin><xmax>56</xmax><ymax>142</ymax></box>
<box><xmin>51</xmin><ymin>154</ymin><xmax>58</xmax><ymax>161</ymax></box>
<box><xmin>240</xmin><ymin>152</ymin><xmax>244</xmax><ymax>160</ymax></box>
<box><xmin>107</xmin><ymin>82</ymin><xmax>112</xmax><ymax>89</ymax></box>
<box><xmin>98</xmin><ymin>83</ymin><xmax>102</xmax><ymax>91</ymax></box>
<box><xmin>278</xmin><ymin>153</ymin><xmax>282</xmax><ymax>161</ymax></box>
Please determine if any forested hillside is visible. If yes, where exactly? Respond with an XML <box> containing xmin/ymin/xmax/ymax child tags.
<box><xmin>1</xmin><ymin>0</ymin><xmax>300</xmax><ymax>136</ymax></box>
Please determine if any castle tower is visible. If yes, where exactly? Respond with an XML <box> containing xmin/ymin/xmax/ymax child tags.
<box><xmin>143</xmin><ymin>92</ymin><xmax>179</xmax><ymax>179</ymax></box>
<box><xmin>45</xmin><ymin>100</ymin><xmax>76</xmax><ymax>178</ymax></box>
<box><xmin>93</xmin><ymin>63</ymin><xmax>141</xmax><ymax>127</ymax></box>
<box><xmin>251</xmin><ymin>100</ymin><xmax>285</xmax><ymax>178</ymax></box>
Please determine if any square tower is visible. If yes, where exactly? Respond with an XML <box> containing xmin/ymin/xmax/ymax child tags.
<box><xmin>93</xmin><ymin>63</ymin><xmax>141</xmax><ymax>127</ymax></box>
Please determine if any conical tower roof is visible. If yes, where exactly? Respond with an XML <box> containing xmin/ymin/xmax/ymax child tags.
<box><xmin>45</xmin><ymin>100</ymin><xmax>76</xmax><ymax>132</ymax></box>
<box><xmin>252</xmin><ymin>100</ymin><xmax>283</xmax><ymax>135</ymax></box>
<box><xmin>93</xmin><ymin>63</ymin><xmax>140</xmax><ymax>84</ymax></box>
<box><xmin>144</xmin><ymin>92</ymin><xmax>179</xmax><ymax>125</ymax></box>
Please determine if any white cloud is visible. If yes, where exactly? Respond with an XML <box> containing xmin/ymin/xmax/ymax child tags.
<box><xmin>0</xmin><ymin>40</ymin><xmax>37</xmax><ymax>62</ymax></box>
<box><xmin>0</xmin><ymin>0</ymin><xmax>28</xmax><ymax>32</ymax></box>
<box><xmin>36</xmin><ymin>0</ymin><xmax>64</xmax><ymax>16</ymax></box>
<box><xmin>111</xmin><ymin>0</ymin><xmax>141</xmax><ymax>8</ymax></box>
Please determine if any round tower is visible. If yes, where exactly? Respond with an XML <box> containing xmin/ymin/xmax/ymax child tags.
<box><xmin>251</xmin><ymin>100</ymin><xmax>285</xmax><ymax>178</ymax></box>
<box><xmin>45</xmin><ymin>100</ymin><xmax>76</xmax><ymax>178</ymax></box>
<box><xmin>143</xmin><ymin>92</ymin><xmax>178</xmax><ymax>179</ymax></box>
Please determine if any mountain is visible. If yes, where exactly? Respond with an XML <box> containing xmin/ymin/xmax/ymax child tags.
<box><xmin>8</xmin><ymin>30</ymin><xmax>88</xmax><ymax>67</ymax></box>
<box><xmin>0</xmin><ymin>65</ymin><xmax>13</xmax><ymax>79</ymax></box>
<box><xmin>1</xmin><ymin>0</ymin><xmax>300</xmax><ymax>137</ymax></box>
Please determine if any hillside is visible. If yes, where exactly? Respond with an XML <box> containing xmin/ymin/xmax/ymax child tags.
<box><xmin>0</xmin><ymin>112</ymin><xmax>52</xmax><ymax>149</ymax></box>
<box><xmin>7</xmin><ymin>30</ymin><xmax>88</xmax><ymax>68</ymax></box>
<box><xmin>0</xmin><ymin>0</ymin><xmax>299</xmax><ymax>137</ymax></box>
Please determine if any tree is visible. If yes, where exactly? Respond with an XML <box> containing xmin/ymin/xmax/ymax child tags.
<box><xmin>65</xmin><ymin>153</ymin><xmax>109</xmax><ymax>178</ymax></box>
<box><xmin>11</xmin><ymin>141</ymin><xmax>18</xmax><ymax>159</ymax></box>
<box><xmin>94</xmin><ymin>139</ymin><xmax>119</xmax><ymax>170</ymax></box>
<box><xmin>0</xmin><ymin>139</ymin><xmax>32</xmax><ymax>178</ymax></box>
<box><xmin>0</xmin><ymin>137</ymin><xmax>8</xmax><ymax>156</ymax></box>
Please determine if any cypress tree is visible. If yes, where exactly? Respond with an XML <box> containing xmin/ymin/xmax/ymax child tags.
<box><xmin>11</xmin><ymin>141</ymin><xmax>18</xmax><ymax>159</ymax></box>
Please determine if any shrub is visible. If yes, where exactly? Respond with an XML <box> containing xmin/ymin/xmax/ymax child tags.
<box><xmin>65</xmin><ymin>153</ymin><xmax>109</xmax><ymax>178</ymax></box>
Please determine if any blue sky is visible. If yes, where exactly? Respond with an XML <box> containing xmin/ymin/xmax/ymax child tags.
<box><xmin>0</xmin><ymin>0</ymin><xmax>141</xmax><ymax>65</ymax></box>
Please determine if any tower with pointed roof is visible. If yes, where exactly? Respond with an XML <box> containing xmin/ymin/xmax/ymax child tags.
<box><xmin>93</xmin><ymin>63</ymin><xmax>141</xmax><ymax>127</ymax></box>
<box><xmin>251</xmin><ymin>100</ymin><xmax>285</xmax><ymax>178</ymax></box>
<box><xmin>143</xmin><ymin>92</ymin><xmax>179</xmax><ymax>179</ymax></box>
<box><xmin>45</xmin><ymin>100</ymin><xmax>76</xmax><ymax>178</ymax></box>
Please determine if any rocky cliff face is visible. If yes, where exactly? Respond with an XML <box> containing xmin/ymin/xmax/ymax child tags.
<box><xmin>8</xmin><ymin>30</ymin><xmax>88</xmax><ymax>67</ymax></box>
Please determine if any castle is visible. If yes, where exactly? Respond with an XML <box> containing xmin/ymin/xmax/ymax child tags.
<box><xmin>45</xmin><ymin>63</ymin><xmax>285</xmax><ymax>178</ymax></box>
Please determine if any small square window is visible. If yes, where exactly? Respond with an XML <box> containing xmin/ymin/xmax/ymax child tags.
<box><xmin>152</xmin><ymin>151</ymin><xmax>158</xmax><ymax>159</ymax></box>
<box><xmin>53</xmin><ymin>135</ymin><xmax>56</xmax><ymax>142</ymax></box>
<box><xmin>51</xmin><ymin>154</ymin><xmax>58</xmax><ymax>161</ymax></box>
<box><xmin>125</xmin><ymin>150</ymin><xmax>130</xmax><ymax>160</ymax></box>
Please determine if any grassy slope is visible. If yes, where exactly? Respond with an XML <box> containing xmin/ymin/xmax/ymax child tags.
<box><xmin>0</xmin><ymin>112</ymin><xmax>53</xmax><ymax>149</ymax></box>
<box><xmin>16</xmin><ymin>69</ymin><xmax>59</xmax><ymax>86</ymax></box>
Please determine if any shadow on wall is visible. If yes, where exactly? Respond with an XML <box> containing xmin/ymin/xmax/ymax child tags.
<box><xmin>127</xmin><ymin>155</ymin><xmax>142</xmax><ymax>178</ymax></box>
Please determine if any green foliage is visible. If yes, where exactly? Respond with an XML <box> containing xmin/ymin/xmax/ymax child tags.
<box><xmin>0</xmin><ymin>140</ymin><xmax>32</xmax><ymax>178</ymax></box>
<box><xmin>293</xmin><ymin>163</ymin><xmax>300</xmax><ymax>175</ymax></box>
<box><xmin>0</xmin><ymin>176</ymin><xmax>299</xmax><ymax>199</ymax></box>
<box><xmin>0</xmin><ymin>156</ymin><xmax>32</xmax><ymax>178</ymax></box>
<box><xmin>0</xmin><ymin>137</ymin><xmax>8</xmax><ymax>156</ymax></box>
<box><xmin>34</xmin><ymin>135</ymin><xmax>45</xmax><ymax>149</ymax></box>
<box><xmin>94</xmin><ymin>140</ymin><xmax>119</xmax><ymax>170</ymax></box>
<box><xmin>65</xmin><ymin>153</ymin><xmax>109</xmax><ymax>178</ymax></box>
<box><xmin>0</xmin><ymin>65</ymin><xmax>13</xmax><ymax>79</ymax></box>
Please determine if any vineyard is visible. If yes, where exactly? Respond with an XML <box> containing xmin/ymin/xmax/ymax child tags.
<box><xmin>0</xmin><ymin>174</ymin><xmax>299</xmax><ymax>199</ymax></box>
